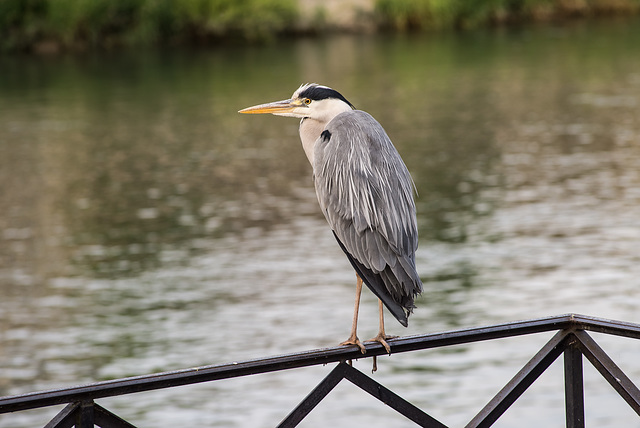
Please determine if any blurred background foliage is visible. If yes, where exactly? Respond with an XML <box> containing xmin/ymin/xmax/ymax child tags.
<box><xmin>0</xmin><ymin>0</ymin><xmax>298</xmax><ymax>51</ymax></box>
<box><xmin>375</xmin><ymin>0</ymin><xmax>640</xmax><ymax>30</ymax></box>
<box><xmin>0</xmin><ymin>0</ymin><xmax>639</xmax><ymax>51</ymax></box>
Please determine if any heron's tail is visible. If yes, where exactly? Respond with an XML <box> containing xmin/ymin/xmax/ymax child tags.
<box><xmin>357</xmin><ymin>265</ymin><xmax>411</xmax><ymax>327</ymax></box>
<box><xmin>333</xmin><ymin>232</ymin><xmax>421</xmax><ymax>327</ymax></box>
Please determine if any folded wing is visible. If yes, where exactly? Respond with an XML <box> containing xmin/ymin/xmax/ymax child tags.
<box><xmin>313</xmin><ymin>110</ymin><xmax>423</xmax><ymax>326</ymax></box>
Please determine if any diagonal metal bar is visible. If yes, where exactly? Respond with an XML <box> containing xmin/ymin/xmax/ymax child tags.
<box><xmin>44</xmin><ymin>402</ymin><xmax>79</xmax><ymax>428</ymax></box>
<box><xmin>277</xmin><ymin>362</ymin><xmax>447</xmax><ymax>428</ymax></box>
<box><xmin>94</xmin><ymin>403</ymin><xmax>138</xmax><ymax>428</ymax></box>
<box><xmin>573</xmin><ymin>330</ymin><xmax>640</xmax><ymax>415</ymax></box>
<box><xmin>341</xmin><ymin>362</ymin><xmax>448</xmax><ymax>428</ymax></box>
<box><xmin>564</xmin><ymin>338</ymin><xmax>585</xmax><ymax>428</ymax></box>
<box><xmin>276</xmin><ymin>362</ymin><xmax>348</xmax><ymax>428</ymax></box>
<box><xmin>465</xmin><ymin>329</ymin><xmax>572</xmax><ymax>428</ymax></box>
<box><xmin>44</xmin><ymin>401</ymin><xmax>137</xmax><ymax>428</ymax></box>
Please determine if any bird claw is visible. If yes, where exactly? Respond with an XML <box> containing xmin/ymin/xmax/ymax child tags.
<box><xmin>367</xmin><ymin>334</ymin><xmax>397</xmax><ymax>355</ymax></box>
<box><xmin>340</xmin><ymin>336</ymin><xmax>366</xmax><ymax>354</ymax></box>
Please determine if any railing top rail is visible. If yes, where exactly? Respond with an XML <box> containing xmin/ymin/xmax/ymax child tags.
<box><xmin>2</xmin><ymin>313</ymin><xmax>639</xmax><ymax>414</ymax></box>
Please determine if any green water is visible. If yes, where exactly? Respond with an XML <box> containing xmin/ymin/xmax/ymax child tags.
<box><xmin>1</xmin><ymin>17</ymin><xmax>640</xmax><ymax>427</ymax></box>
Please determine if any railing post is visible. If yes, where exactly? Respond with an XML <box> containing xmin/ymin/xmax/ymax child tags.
<box><xmin>564</xmin><ymin>336</ymin><xmax>584</xmax><ymax>428</ymax></box>
<box><xmin>77</xmin><ymin>400</ymin><xmax>95</xmax><ymax>428</ymax></box>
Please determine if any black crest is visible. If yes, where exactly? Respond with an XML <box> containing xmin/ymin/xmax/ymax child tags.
<box><xmin>298</xmin><ymin>85</ymin><xmax>355</xmax><ymax>109</ymax></box>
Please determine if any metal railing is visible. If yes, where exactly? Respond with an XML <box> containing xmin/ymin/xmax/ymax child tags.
<box><xmin>1</xmin><ymin>313</ymin><xmax>639</xmax><ymax>427</ymax></box>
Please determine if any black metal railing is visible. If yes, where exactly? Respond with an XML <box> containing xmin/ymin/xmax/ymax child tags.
<box><xmin>1</xmin><ymin>313</ymin><xmax>639</xmax><ymax>427</ymax></box>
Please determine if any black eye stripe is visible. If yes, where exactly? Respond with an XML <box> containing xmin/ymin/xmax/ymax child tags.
<box><xmin>298</xmin><ymin>86</ymin><xmax>355</xmax><ymax>108</ymax></box>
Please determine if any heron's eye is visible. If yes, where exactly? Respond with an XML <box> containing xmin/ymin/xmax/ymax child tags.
<box><xmin>303</xmin><ymin>98</ymin><xmax>312</xmax><ymax>105</ymax></box>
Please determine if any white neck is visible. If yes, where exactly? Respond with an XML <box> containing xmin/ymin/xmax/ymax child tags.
<box><xmin>296</xmin><ymin>98</ymin><xmax>353</xmax><ymax>166</ymax></box>
<box><xmin>299</xmin><ymin>118</ymin><xmax>325</xmax><ymax>165</ymax></box>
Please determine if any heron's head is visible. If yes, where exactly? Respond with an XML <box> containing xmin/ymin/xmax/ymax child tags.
<box><xmin>239</xmin><ymin>83</ymin><xmax>354</xmax><ymax>122</ymax></box>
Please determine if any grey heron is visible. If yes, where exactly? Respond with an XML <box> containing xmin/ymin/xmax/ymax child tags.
<box><xmin>239</xmin><ymin>83</ymin><xmax>423</xmax><ymax>355</ymax></box>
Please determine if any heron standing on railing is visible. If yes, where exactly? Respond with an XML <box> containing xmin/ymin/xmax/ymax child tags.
<box><xmin>240</xmin><ymin>83</ymin><xmax>423</xmax><ymax>355</ymax></box>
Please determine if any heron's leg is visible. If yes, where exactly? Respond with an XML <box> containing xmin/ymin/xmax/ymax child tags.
<box><xmin>340</xmin><ymin>274</ymin><xmax>366</xmax><ymax>354</ymax></box>
<box><xmin>368</xmin><ymin>299</ymin><xmax>397</xmax><ymax>355</ymax></box>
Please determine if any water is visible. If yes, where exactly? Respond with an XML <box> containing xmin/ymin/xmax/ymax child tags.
<box><xmin>1</xmin><ymin>17</ymin><xmax>640</xmax><ymax>427</ymax></box>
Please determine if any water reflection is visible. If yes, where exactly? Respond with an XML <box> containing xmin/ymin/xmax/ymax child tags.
<box><xmin>2</xmin><ymin>17</ymin><xmax>640</xmax><ymax>428</ymax></box>
<box><xmin>1</xmin><ymin>49</ymin><xmax>320</xmax><ymax>278</ymax></box>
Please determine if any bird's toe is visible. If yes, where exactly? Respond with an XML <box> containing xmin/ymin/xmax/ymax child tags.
<box><xmin>367</xmin><ymin>334</ymin><xmax>396</xmax><ymax>354</ymax></box>
<box><xmin>340</xmin><ymin>336</ymin><xmax>366</xmax><ymax>354</ymax></box>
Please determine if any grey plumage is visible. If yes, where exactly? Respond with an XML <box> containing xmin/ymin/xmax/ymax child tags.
<box><xmin>313</xmin><ymin>110</ymin><xmax>422</xmax><ymax>326</ymax></box>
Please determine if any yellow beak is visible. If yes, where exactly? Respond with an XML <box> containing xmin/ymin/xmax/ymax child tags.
<box><xmin>238</xmin><ymin>99</ymin><xmax>301</xmax><ymax>115</ymax></box>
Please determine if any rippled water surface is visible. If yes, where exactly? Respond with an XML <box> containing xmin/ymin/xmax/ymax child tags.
<box><xmin>2</xmin><ymin>17</ymin><xmax>640</xmax><ymax>427</ymax></box>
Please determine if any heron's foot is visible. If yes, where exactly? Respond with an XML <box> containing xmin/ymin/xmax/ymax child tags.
<box><xmin>340</xmin><ymin>335</ymin><xmax>366</xmax><ymax>354</ymax></box>
<box><xmin>367</xmin><ymin>333</ymin><xmax>397</xmax><ymax>355</ymax></box>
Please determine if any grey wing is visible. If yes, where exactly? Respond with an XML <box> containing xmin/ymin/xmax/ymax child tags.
<box><xmin>313</xmin><ymin>110</ymin><xmax>423</xmax><ymax>326</ymax></box>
